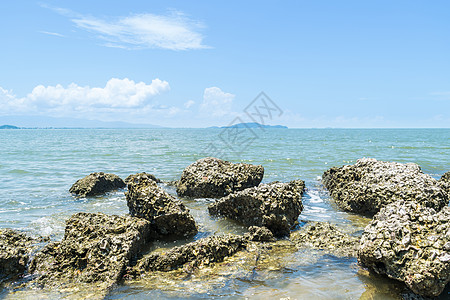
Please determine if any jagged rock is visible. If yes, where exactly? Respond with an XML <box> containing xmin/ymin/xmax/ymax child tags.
<box><xmin>126</xmin><ymin>173</ymin><xmax>197</xmax><ymax>238</ymax></box>
<box><xmin>245</xmin><ymin>226</ymin><xmax>275</xmax><ymax>242</ymax></box>
<box><xmin>176</xmin><ymin>157</ymin><xmax>264</xmax><ymax>198</ymax></box>
<box><xmin>290</xmin><ymin>222</ymin><xmax>359</xmax><ymax>257</ymax></box>
<box><xmin>29</xmin><ymin>213</ymin><xmax>152</xmax><ymax>290</ymax></box>
<box><xmin>69</xmin><ymin>172</ymin><xmax>125</xmax><ymax>197</ymax></box>
<box><xmin>440</xmin><ymin>171</ymin><xmax>450</xmax><ymax>194</ymax></box>
<box><xmin>358</xmin><ymin>200</ymin><xmax>450</xmax><ymax>297</ymax></box>
<box><xmin>322</xmin><ymin>158</ymin><xmax>448</xmax><ymax>216</ymax></box>
<box><xmin>0</xmin><ymin>229</ymin><xmax>45</xmax><ymax>282</ymax></box>
<box><xmin>133</xmin><ymin>234</ymin><xmax>246</xmax><ymax>273</ymax></box>
<box><xmin>208</xmin><ymin>180</ymin><xmax>305</xmax><ymax>237</ymax></box>
<box><xmin>125</xmin><ymin>172</ymin><xmax>160</xmax><ymax>184</ymax></box>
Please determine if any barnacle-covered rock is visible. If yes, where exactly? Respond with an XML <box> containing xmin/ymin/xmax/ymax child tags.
<box><xmin>208</xmin><ymin>180</ymin><xmax>305</xmax><ymax>237</ymax></box>
<box><xmin>290</xmin><ymin>222</ymin><xmax>359</xmax><ymax>257</ymax></box>
<box><xmin>126</xmin><ymin>173</ymin><xmax>197</xmax><ymax>238</ymax></box>
<box><xmin>69</xmin><ymin>172</ymin><xmax>125</xmax><ymax>197</ymax></box>
<box><xmin>176</xmin><ymin>157</ymin><xmax>264</xmax><ymax>198</ymax></box>
<box><xmin>322</xmin><ymin>158</ymin><xmax>448</xmax><ymax>216</ymax></box>
<box><xmin>125</xmin><ymin>172</ymin><xmax>160</xmax><ymax>184</ymax></box>
<box><xmin>245</xmin><ymin>226</ymin><xmax>276</xmax><ymax>242</ymax></box>
<box><xmin>440</xmin><ymin>171</ymin><xmax>450</xmax><ymax>194</ymax></box>
<box><xmin>29</xmin><ymin>212</ymin><xmax>152</xmax><ymax>290</ymax></box>
<box><xmin>358</xmin><ymin>200</ymin><xmax>450</xmax><ymax>297</ymax></box>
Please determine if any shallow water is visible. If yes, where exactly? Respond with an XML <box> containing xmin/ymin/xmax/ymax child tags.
<box><xmin>0</xmin><ymin>128</ymin><xmax>449</xmax><ymax>299</ymax></box>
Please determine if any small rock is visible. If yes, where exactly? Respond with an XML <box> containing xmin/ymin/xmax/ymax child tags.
<box><xmin>176</xmin><ymin>157</ymin><xmax>264</xmax><ymax>198</ymax></box>
<box><xmin>125</xmin><ymin>172</ymin><xmax>160</xmax><ymax>184</ymax></box>
<box><xmin>245</xmin><ymin>226</ymin><xmax>276</xmax><ymax>242</ymax></box>
<box><xmin>69</xmin><ymin>172</ymin><xmax>125</xmax><ymax>197</ymax></box>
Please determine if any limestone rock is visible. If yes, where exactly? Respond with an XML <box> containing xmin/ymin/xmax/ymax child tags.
<box><xmin>176</xmin><ymin>157</ymin><xmax>264</xmax><ymax>198</ymax></box>
<box><xmin>69</xmin><ymin>172</ymin><xmax>125</xmax><ymax>197</ymax></box>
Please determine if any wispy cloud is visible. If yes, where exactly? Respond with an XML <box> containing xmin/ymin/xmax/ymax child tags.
<box><xmin>39</xmin><ymin>31</ymin><xmax>65</xmax><ymax>38</ymax></box>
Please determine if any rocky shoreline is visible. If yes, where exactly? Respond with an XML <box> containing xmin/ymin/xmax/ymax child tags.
<box><xmin>1</xmin><ymin>157</ymin><xmax>449</xmax><ymax>298</ymax></box>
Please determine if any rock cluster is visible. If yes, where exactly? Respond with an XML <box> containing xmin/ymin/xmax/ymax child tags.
<box><xmin>134</xmin><ymin>234</ymin><xmax>246</xmax><ymax>272</ymax></box>
<box><xmin>322</xmin><ymin>158</ymin><xmax>448</xmax><ymax>216</ymax></box>
<box><xmin>176</xmin><ymin>157</ymin><xmax>264</xmax><ymax>198</ymax></box>
<box><xmin>29</xmin><ymin>213</ymin><xmax>152</xmax><ymax>289</ymax></box>
<box><xmin>358</xmin><ymin>200</ymin><xmax>450</xmax><ymax>297</ymax></box>
<box><xmin>126</xmin><ymin>173</ymin><xmax>197</xmax><ymax>238</ymax></box>
<box><xmin>208</xmin><ymin>180</ymin><xmax>305</xmax><ymax>237</ymax></box>
<box><xmin>290</xmin><ymin>222</ymin><xmax>359</xmax><ymax>257</ymax></box>
<box><xmin>69</xmin><ymin>172</ymin><xmax>126</xmax><ymax>197</ymax></box>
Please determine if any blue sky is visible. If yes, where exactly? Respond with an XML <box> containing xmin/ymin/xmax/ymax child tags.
<box><xmin>1</xmin><ymin>0</ymin><xmax>449</xmax><ymax>128</ymax></box>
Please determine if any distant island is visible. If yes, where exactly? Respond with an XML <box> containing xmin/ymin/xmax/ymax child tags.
<box><xmin>211</xmin><ymin>122</ymin><xmax>288</xmax><ymax>129</ymax></box>
<box><xmin>0</xmin><ymin>125</ymin><xmax>20</xmax><ymax>129</ymax></box>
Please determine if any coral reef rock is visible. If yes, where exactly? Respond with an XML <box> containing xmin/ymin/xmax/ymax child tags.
<box><xmin>126</xmin><ymin>173</ymin><xmax>197</xmax><ymax>238</ymax></box>
<box><xmin>290</xmin><ymin>222</ymin><xmax>359</xmax><ymax>257</ymax></box>
<box><xmin>322</xmin><ymin>158</ymin><xmax>448</xmax><ymax>216</ymax></box>
<box><xmin>358</xmin><ymin>200</ymin><xmax>450</xmax><ymax>297</ymax></box>
<box><xmin>176</xmin><ymin>157</ymin><xmax>264</xmax><ymax>198</ymax></box>
<box><xmin>69</xmin><ymin>172</ymin><xmax>126</xmax><ymax>197</ymax></box>
<box><xmin>29</xmin><ymin>213</ymin><xmax>152</xmax><ymax>290</ymax></box>
<box><xmin>208</xmin><ymin>180</ymin><xmax>305</xmax><ymax>237</ymax></box>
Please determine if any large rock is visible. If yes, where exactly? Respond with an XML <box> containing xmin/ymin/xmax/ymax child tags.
<box><xmin>176</xmin><ymin>157</ymin><xmax>264</xmax><ymax>198</ymax></box>
<box><xmin>0</xmin><ymin>229</ymin><xmax>43</xmax><ymax>282</ymax></box>
<box><xmin>322</xmin><ymin>158</ymin><xmax>448</xmax><ymax>216</ymax></box>
<box><xmin>208</xmin><ymin>180</ymin><xmax>305</xmax><ymax>237</ymax></box>
<box><xmin>290</xmin><ymin>222</ymin><xmax>359</xmax><ymax>257</ymax></box>
<box><xmin>126</xmin><ymin>173</ymin><xmax>198</xmax><ymax>238</ymax></box>
<box><xmin>358</xmin><ymin>200</ymin><xmax>450</xmax><ymax>297</ymax></box>
<box><xmin>133</xmin><ymin>234</ymin><xmax>246</xmax><ymax>273</ymax></box>
<box><xmin>29</xmin><ymin>213</ymin><xmax>152</xmax><ymax>289</ymax></box>
<box><xmin>69</xmin><ymin>172</ymin><xmax>126</xmax><ymax>197</ymax></box>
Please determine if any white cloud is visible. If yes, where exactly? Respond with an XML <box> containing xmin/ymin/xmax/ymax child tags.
<box><xmin>0</xmin><ymin>78</ymin><xmax>170</xmax><ymax>117</ymax></box>
<box><xmin>39</xmin><ymin>31</ymin><xmax>65</xmax><ymax>38</ymax></box>
<box><xmin>200</xmin><ymin>87</ymin><xmax>235</xmax><ymax>117</ymax></box>
<box><xmin>71</xmin><ymin>12</ymin><xmax>208</xmax><ymax>50</ymax></box>
<box><xmin>184</xmin><ymin>100</ymin><xmax>195</xmax><ymax>109</ymax></box>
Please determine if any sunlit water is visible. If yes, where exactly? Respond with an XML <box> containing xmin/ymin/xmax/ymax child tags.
<box><xmin>0</xmin><ymin>128</ymin><xmax>449</xmax><ymax>299</ymax></box>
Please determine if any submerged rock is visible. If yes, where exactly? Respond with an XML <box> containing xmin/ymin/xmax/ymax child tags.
<box><xmin>290</xmin><ymin>222</ymin><xmax>359</xmax><ymax>257</ymax></box>
<box><xmin>29</xmin><ymin>213</ymin><xmax>152</xmax><ymax>290</ymax></box>
<box><xmin>125</xmin><ymin>172</ymin><xmax>160</xmax><ymax>184</ymax></box>
<box><xmin>176</xmin><ymin>157</ymin><xmax>264</xmax><ymax>198</ymax></box>
<box><xmin>126</xmin><ymin>173</ymin><xmax>197</xmax><ymax>238</ymax></box>
<box><xmin>134</xmin><ymin>234</ymin><xmax>246</xmax><ymax>272</ymax></box>
<box><xmin>208</xmin><ymin>180</ymin><xmax>305</xmax><ymax>237</ymax></box>
<box><xmin>0</xmin><ymin>229</ymin><xmax>44</xmax><ymax>282</ymax></box>
<box><xmin>69</xmin><ymin>172</ymin><xmax>126</xmax><ymax>197</ymax></box>
<box><xmin>322</xmin><ymin>158</ymin><xmax>448</xmax><ymax>216</ymax></box>
<box><xmin>358</xmin><ymin>200</ymin><xmax>450</xmax><ymax>297</ymax></box>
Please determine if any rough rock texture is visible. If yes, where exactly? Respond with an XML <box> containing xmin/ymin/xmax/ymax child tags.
<box><xmin>290</xmin><ymin>222</ymin><xmax>359</xmax><ymax>257</ymax></box>
<box><xmin>126</xmin><ymin>173</ymin><xmax>197</xmax><ymax>238</ymax></box>
<box><xmin>208</xmin><ymin>180</ymin><xmax>305</xmax><ymax>237</ymax></box>
<box><xmin>69</xmin><ymin>172</ymin><xmax>126</xmax><ymax>197</ymax></box>
<box><xmin>358</xmin><ymin>201</ymin><xmax>450</xmax><ymax>297</ymax></box>
<box><xmin>176</xmin><ymin>157</ymin><xmax>264</xmax><ymax>198</ymax></box>
<box><xmin>125</xmin><ymin>172</ymin><xmax>160</xmax><ymax>184</ymax></box>
<box><xmin>0</xmin><ymin>229</ymin><xmax>43</xmax><ymax>282</ymax></box>
<box><xmin>440</xmin><ymin>171</ymin><xmax>450</xmax><ymax>194</ymax></box>
<box><xmin>322</xmin><ymin>158</ymin><xmax>448</xmax><ymax>216</ymax></box>
<box><xmin>29</xmin><ymin>213</ymin><xmax>152</xmax><ymax>289</ymax></box>
<box><xmin>134</xmin><ymin>234</ymin><xmax>246</xmax><ymax>272</ymax></box>
<box><xmin>245</xmin><ymin>226</ymin><xmax>275</xmax><ymax>242</ymax></box>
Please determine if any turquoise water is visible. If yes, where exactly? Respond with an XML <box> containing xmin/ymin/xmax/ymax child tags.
<box><xmin>0</xmin><ymin>128</ymin><xmax>449</xmax><ymax>299</ymax></box>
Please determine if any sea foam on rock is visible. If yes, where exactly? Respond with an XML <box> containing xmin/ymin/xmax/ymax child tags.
<box><xmin>358</xmin><ymin>200</ymin><xmax>450</xmax><ymax>297</ymax></box>
<box><xmin>176</xmin><ymin>157</ymin><xmax>264</xmax><ymax>198</ymax></box>
<box><xmin>29</xmin><ymin>212</ymin><xmax>152</xmax><ymax>290</ymax></box>
<box><xmin>322</xmin><ymin>158</ymin><xmax>448</xmax><ymax>216</ymax></box>
<box><xmin>69</xmin><ymin>172</ymin><xmax>126</xmax><ymax>197</ymax></box>
<box><xmin>208</xmin><ymin>180</ymin><xmax>305</xmax><ymax>237</ymax></box>
<box><xmin>126</xmin><ymin>173</ymin><xmax>198</xmax><ymax>238</ymax></box>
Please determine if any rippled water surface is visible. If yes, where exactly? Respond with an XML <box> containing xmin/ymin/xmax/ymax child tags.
<box><xmin>0</xmin><ymin>128</ymin><xmax>449</xmax><ymax>299</ymax></box>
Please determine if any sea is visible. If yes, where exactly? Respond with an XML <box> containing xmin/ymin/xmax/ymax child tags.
<box><xmin>0</xmin><ymin>128</ymin><xmax>449</xmax><ymax>299</ymax></box>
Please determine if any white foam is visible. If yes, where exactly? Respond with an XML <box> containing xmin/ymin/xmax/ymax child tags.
<box><xmin>307</xmin><ymin>190</ymin><xmax>323</xmax><ymax>204</ymax></box>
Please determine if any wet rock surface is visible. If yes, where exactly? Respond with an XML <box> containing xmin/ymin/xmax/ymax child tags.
<box><xmin>322</xmin><ymin>158</ymin><xmax>448</xmax><ymax>216</ymax></box>
<box><xmin>133</xmin><ymin>234</ymin><xmax>246</xmax><ymax>273</ymax></box>
<box><xmin>208</xmin><ymin>180</ymin><xmax>305</xmax><ymax>237</ymax></box>
<box><xmin>245</xmin><ymin>226</ymin><xmax>276</xmax><ymax>242</ymax></box>
<box><xmin>176</xmin><ymin>157</ymin><xmax>264</xmax><ymax>198</ymax></box>
<box><xmin>29</xmin><ymin>212</ymin><xmax>152</xmax><ymax>289</ymax></box>
<box><xmin>0</xmin><ymin>229</ymin><xmax>44</xmax><ymax>282</ymax></box>
<box><xmin>291</xmin><ymin>222</ymin><xmax>359</xmax><ymax>257</ymax></box>
<box><xmin>358</xmin><ymin>200</ymin><xmax>450</xmax><ymax>297</ymax></box>
<box><xmin>125</xmin><ymin>172</ymin><xmax>160</xmax><ymax>184</ymax></box>
<box><xmin>126</xmin><ymin>173</ymin><xmax>198</xmax><ymax>238</ymax></box>
<box><xmin>69</xmin><ymin>172</ymin><xmax>126</xmax><ymax>197</ymax></box>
